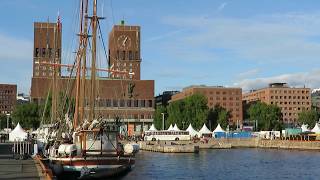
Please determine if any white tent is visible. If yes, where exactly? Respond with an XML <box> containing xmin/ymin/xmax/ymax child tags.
<box><xmin>148</xmin><ymin>124</ymin><xmax>158</xmax><ymax>131</ymax></box>
<box><xmin>311</xmin><ymin>123</ymin><xmax>320</xmax><ymax>133</ymax></box>
<box><xmin>186</xmin><ymin>124</ymin><xmax>200</xmax><ymax>137</ymax></box>
<box><xmin>173</xmin><ymin>124</ymin><xmax>180</xmax><ymax>131</ymax></box>
<box><xmin>9</xmin><ymin>123</ymin><xmax>28</xmax><ymax>142</ymax></box>
<box><xmin>167</xmin><ymin>124</ymin><xmax>174</xmax><ymax>131</ymax></box>
<box><xmin>213</xmin><ymin>124</ymin><xmax>226</xmax><ymax>133</ymax></box>
<box><xmin>301</xmin><ymin>124</ymin><xmax>310</xmax><ymax>132</ymax></box>
<box><xmin>199</xmin><ymin>124</ymin><xmax>212</xmax><ymax>136</ymax></box>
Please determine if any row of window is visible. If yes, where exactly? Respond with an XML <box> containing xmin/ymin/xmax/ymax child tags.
<box><xmin>98</xmin><ymin>99</ymin><xmax>153</xmax><ymax>108</ymax></box>
<box><xmin>104</xmin><ymin>114</ymin><xmax>153</xmax><ymax>119</ymax></box>
<box><xmin>35</xmin><ymin>48</ymin><xmax>61</xmax><ymax>58</ymax></box>
<box><xmin>201</xmin><ymin>91</ymin><xmax>240</xmax><ymax>95</ymax></box>
<box><xmin>271</xmin><ymin>95</ymin><xmax>309</xmax><ymax>100</ymax></box>
<box><xmin>0</xmin><ymin>90</ymin><xmax>15</xmax><ymax>94</ymax></box>
<box><xmin>209</xmin><ymin>97</ymin><xmax>241</xmax><ymax>101</ymax></box>
<box><xmin>113</xmin><ymin>50</ymin><xmax>139</xmax><ymax>61</ymax></box>
<box><xmin>270</xmin><ymin>90</ymin><xmax>309</xmax><ymax>94</ymax></box>
<box><xmin>271</xmin><ymin>101</ymin><xmax>310</xmax><ymax>105</ymax></box>
<box><xmin>209</xmin><ymin>102</ymin><xmax>241</xmax><ymax>107</ymax></box>
<box><xmin>281</xmin><ymin>107</ymin><xmax>309</xmax><ymax>111</ymax></box>
<box><xmin>0</xmin><ymin>105</ymin><xmax>13</xmax><ymax>109</ymax></box>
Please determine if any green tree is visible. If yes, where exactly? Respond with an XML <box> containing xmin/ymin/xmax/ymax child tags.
<box><xmin>248</xmin><ymin>102</ymin><xmax>282</xmax><ymax>131</ymax></box>
<box><xmin>217</xmin><ymin>108</ymin><xmax>230</xmax><ymax>129</ymax></box>
<box><xmin>11</xmin><ymin>103</ymin><xmax>41</xmax><ymax>129</ymax></box>
<box><xmin>166</xmin><ymin>94</ymin><xmax>208</xmax><ymax>130</ymax></box>
<box><xmin>298</xmin><ymin>109</ymin><xmax>319</xmax><ymax>128</ymax></box>
<box><xmin>153</xmin><ymin>105</ymin><xmax>167</xmax><ymax>130</ymax></box>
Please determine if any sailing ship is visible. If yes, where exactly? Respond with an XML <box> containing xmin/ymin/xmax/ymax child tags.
<box><xmin>36</xmin><ymin>0</ymin><xmax>139</xmax><ymax>179</ymax></box>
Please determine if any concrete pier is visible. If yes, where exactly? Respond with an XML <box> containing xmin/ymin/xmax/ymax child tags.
<box><xmin>139</xmin><ymin>141</ymin><xmax>199</xmax><ymax>153</ymax></box>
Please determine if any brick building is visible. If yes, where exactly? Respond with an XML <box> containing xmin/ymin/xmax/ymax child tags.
<box><xmin>170</xmin><ymin>85</ymin><xmax>243</xmax><ymax>126</ymax></box>
<box><xmin>31</xmin><ymin>21</ymin><xmax>154</xmax><ymax>136</ymax></box>
<box><xmin>0</xmin><ymin>84</ymin><xmax>17</xmax><ymax>115</ymax></box>
<box><xmin>242</xmin><ymin>83</ymin><xmax>311</xmax><ymax>125</ymax></box>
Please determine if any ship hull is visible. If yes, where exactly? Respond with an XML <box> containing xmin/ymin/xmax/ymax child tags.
<box><xmin>49</xmin><ymin>156</ymin><xmax>135</xmax><ymax>179</ymax></box>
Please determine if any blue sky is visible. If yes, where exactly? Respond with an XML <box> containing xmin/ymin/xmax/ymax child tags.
<box><xmin>1</xmin><ymin>0</ymin><xmax>320</xmax><ymax>95</ymax></box>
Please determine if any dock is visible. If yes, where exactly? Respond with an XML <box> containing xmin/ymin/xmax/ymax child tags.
<box><xmin>139</xmin><ymin>141</ymin><xmax>199</xmax><ymax>153</ymax></box>
<box><xmin>0</xmin><ymin>143</ymin><xmax>52</xmax><ymax>180</ymax></box>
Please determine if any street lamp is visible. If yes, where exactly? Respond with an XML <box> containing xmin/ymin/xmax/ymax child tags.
<box><xmin>161</xmin><ymin>113</ymin><xmax>165</xmax><ymax>130</ymax></box>
<box><xmin>6</xmin><ymin>114</ymin><xmax>10</xmax><ymax>129</ymax></box>
<box><xmin>182</xmin><ymin>121</ymin><xmax>185</xmax><ymax>129</ymax></box>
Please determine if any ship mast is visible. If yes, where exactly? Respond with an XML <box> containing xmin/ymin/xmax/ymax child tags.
<box><xmin>80</xmin><ymin>0</ymin><xmax>89</xmax><ymax>125</ymax></box>
<box><xmin>89</xmin><ymin>0</ymin><xmax>98</xmax><ymax>123</ymax></box>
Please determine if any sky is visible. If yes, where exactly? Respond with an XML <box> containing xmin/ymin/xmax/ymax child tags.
<box><xmin>1</xmin><ymin>0</ymin><xmax>320</xmax><ymax>95</ymax></box>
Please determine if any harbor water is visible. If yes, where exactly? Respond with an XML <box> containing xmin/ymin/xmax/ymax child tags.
<box><xmin>116</xmin><ymin>148</ymin><xmax>320</xmax><ymax>180</ymax></box>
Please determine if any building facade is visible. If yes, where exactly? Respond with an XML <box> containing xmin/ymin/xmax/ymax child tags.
<box><xmin>108</xmin><ymin>23</ymin><xmax>141</xmax><ymax>80</ymax></box>
<box><xmin>33</xmin><ymin>22</ymin><xmax>61</xmax><ymax>78</ymax></box>
<box><xmin>171</xmin><ymin>85</ymin><xmax>243</xmax><ymax>126</ymax></box>
<box><xmin>242</xmin><ymin>83</ymin><xmax>311</xmax><ymax>125</ymax></box>
<box><xmin>31</xmin><ymin>21</ymin><xmax>154</xmax><ymax>136</ymax></box>
<box><xmin>155</xmin><ymin>91</ymin><xmax>180</xmax><ymax>107</ymax></box>
<box><xmin>0</xmin><ymin>84</ymin><xmax>17</xmax><ymax>115</ymax></box>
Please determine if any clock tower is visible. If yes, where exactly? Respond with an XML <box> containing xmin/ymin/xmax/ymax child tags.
<box><xmin>108</xmin><ymin>21</ymin><xmax>141</xmax><ymax>80</ymax></box>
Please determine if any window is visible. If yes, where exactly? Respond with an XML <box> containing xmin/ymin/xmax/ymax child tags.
<box><xmin>42</xmin><ymin>48</ymin><xmax>46</xmax><ymax>57</ymax></box>
<box><xmin>122</xmin><ymin>51</ymin><xmax>125</xmax><ymax>60</ymax></box>
<box><xmin>127</xmin><ymin>100</ymin><xmax>131</xmax><ymax>107</ymax></box>
<box><xmin>135</xmin><ymin>51</ymin><xmax>139</xmax><ymax>60</ymax></box>
<box><xmin>140</xmin><ymin>100</ymin><xmax>145</xmax><ymax>107</ymax></box>
<box><xmin>134</xmin><ymin>100</ymin><xmax>139</xmax><ymax>107</ymax></box>
<box><xmin>35</xmin><ymin>48</ymin><xmax>39</xmax><ymax>57</ymax></box>
<box><xmin>113</xmin><ymin>99</ymin><xmax>118</xmax><ymax>107</ymax></box>
<box><xmin>48</xmin><ymin>48</ymin><xmax>52</xmax><ymax>58</ymax></box>
<box><xmin>120</xmin><ymin>100</ymin><xmax>125</xmax><ymax>107</ymax></box>
<box><xmin>148</xmin><ymin>100</ymin><xmax>153</xmax><ymax>107</ymax></box>
<box><xmin>106</xmin><ymin>99</ymin><xmax>111</xmax><ymax>107</ymax></box>
<box><xmin>129</xmin><ymin>51</ymin><xmax>133</xmax><ymax>60</ymax></box>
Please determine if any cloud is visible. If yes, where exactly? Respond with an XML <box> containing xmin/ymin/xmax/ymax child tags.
<box><xmin>234</xmin><ymin>69</ymin><xmax>320</xmax><ymax>92</ymax></box>
<box><xmin>217</xmin><ymin>2</ymin><xmax>228</xmax><ymax>12</ymax></box>
<box><xmin>238</xmin><ymin>68</ymin><xmax>260</xmax><ymax>79</ymax></box>
<box><xmin>161</xmin><ymin>12</ymin><xmax>320</xmax><ymax>64</ymax></box>
<box><xmin>0</xmin><ymin>32</ymin><xmax>32</xmax><ymax>60</ymax></box>
<box><xmin>144</xmin><ymin>29</ymin><xmax>184</xmax><ymax>42</ymax></box>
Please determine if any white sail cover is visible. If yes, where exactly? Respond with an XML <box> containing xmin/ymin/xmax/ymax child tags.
<box><xmin>173</xmin><ymin>124</ymin><xmax>180</xmax><ymax>131</ymax></box>
<box><xmin>301</xmin><ymin>124</ymin><xmax>310</xmax><ymax>132</ymax></box>
<box><xmin>311</xmin><ymin>123</ymin><xmax>320</xmax><ymax>133</ymax></box>
<box><xmin>9</xmin><ymin>123</ymin><xmax>28</xmax><ymax>142</ymax></box>
<box><xmin>167</xmin><ymin>124</ymin><xmax>174</xmax><ymax>131</ymax></box>
<box><xmin>186</xmin><ymin>124</ymin><xmax>199</xmax><ymax>137</ymax></box>
<box><xmin>213</xmin><ymin>124</ymin><xmax>226</xmax><ymax>133</ymax></box>
<box><xmin>199</xmin><ymin>124</ymin><xmax>212</xmax><ymax>136</ymax></box>
<box><xmin>148</xmin><ymin>124</ymin><xmax>158</xmax><ymax>131</ymax></box>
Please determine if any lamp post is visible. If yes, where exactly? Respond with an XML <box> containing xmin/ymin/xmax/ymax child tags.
<box><xmin>182</xmin><ymin>121</ymin><xmax>185</xmax><ymax>129</ymax></box>
<box><xmin>6</xmin><ymin>114</ymin><xmax>10</xmax><ymax>129</ymax></box>
<box><xmin>161</xmin><ymin>113</ymin><xmax>165</xmax><ymax>130</ymax></box>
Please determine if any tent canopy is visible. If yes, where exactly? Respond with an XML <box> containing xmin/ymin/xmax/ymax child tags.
<box><xmin>199</xmin><ymin>124</ymin><xmax>212</xmax><ymax>135</ymax></box>
<box><xmin>167</xmin><ymin>124</ymin><xmax>174</xmax><ymax>131</ymax></box>
<box><xmin>301</xmin><ymin>124</ymin><xmax>310</xmax><ymax>132</ymax></box>
<box><xmin>9</xmin><ymin>123</ymin><xmax>28</xmax><ymax>142</ymax></box>
<box><xmin>186</xmin><ymin>124</ymin><xmax>200</xmax><ymax>137</ymax></box>
<box><xmin>173</xmin><ymin>124</ymin><xmax>180</xmax><ymax>131</ymax></box>
<box><xmin>213</xmin><ymin>124</ymin><xmax>226</xmax><ymax>133</ymax></box>
<box><xmin>311</xmin><ymin>123</ymin><xmax>320</xmax><ymax>133</ymax></box>
<box><xmin>148</xmin><ymin>124</ymin><xmax>158</xmax><ymax>131</ymax></box>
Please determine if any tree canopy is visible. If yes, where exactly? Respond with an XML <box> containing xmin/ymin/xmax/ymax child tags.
<box><xmin>248</xmin><ymin>102</ymin><xmax>283</xmax><ymax>131</ymax></box>
<box><xmin>166</xmin><ymin>94</ymin><xmax>208</xmax><ymax>130</ymax></box>
<box><xmin>298</xmin><ymin>109</ymin><xmax>319</xmax><ymax>128</ymax></box>
<box><xmin>11</xmin><ymin>103</ymin><xmax>41</xmax><ymax>129</ymax></box>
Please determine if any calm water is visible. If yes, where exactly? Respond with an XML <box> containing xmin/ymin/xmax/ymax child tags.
<box><xmin>118</xmin><ymin>149</ymin><xmax>320</xmax><ymax>180</ymax></box>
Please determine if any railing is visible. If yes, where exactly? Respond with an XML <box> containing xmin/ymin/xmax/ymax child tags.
<box><xmin>12</xmin><ymin>141</ymin><xmax>33</xmax><ymax>159</ymax></box>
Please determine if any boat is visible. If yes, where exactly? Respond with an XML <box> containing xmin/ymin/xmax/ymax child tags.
<box><xmin>35</xmin><ymin>0</ymin><xmax>138</xmax><ymax>179</ymax></box>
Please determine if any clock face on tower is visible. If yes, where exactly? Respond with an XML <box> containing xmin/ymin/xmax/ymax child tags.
<box><xmin>117</xmin><ymin>35</ymin><xmax>132</xmax><ymax>50</ymax></box>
